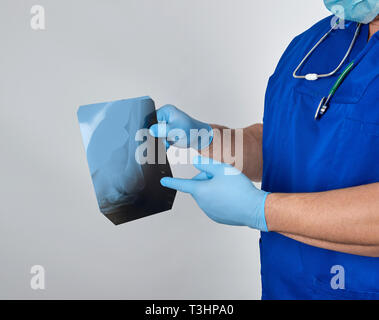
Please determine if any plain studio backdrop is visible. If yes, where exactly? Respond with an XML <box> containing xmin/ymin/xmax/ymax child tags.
<box><xmin>0</xmin><ymin>0</ymin><xmax>329</xmax><ymax>299</ymax></box>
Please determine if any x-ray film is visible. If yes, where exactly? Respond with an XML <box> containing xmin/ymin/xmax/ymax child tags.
<box><xmin>77</xmin><ymin>96</ymin><xmax>176</xmax><ymax>225</ymax></box>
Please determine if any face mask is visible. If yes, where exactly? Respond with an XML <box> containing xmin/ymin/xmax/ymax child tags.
<box><xmin>324</xmin><ymin>0</ymin><xmax>379</xmax><ymax>24</ymax></box>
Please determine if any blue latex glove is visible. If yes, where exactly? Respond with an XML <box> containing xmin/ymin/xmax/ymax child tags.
<box><xmin>161</xmin><ymin>156</ymin><xmax>270</xmax><ymax>231</ymax></box>
<box><xmin>149</xmin><ymin>105</ymin><xmax>213</xmax><ymax>150</ymax></box>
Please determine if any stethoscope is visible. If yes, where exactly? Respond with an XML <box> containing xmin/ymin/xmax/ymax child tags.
<box><xmin>293</xmin><ymin>20</ymin><xmax>362</xmax><ymax>120</ymax></box>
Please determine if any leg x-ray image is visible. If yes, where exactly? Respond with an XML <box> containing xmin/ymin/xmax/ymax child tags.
<box><xmin>77</xmin><ymin>96</ymin><xmax>176</xmax><ymax>225</ymax></box>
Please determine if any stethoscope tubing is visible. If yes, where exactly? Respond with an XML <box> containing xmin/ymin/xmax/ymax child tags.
<box><xmin>293</xmin><ymin>20</ymin><xmax>362</xmax><ymax>80</ymax></box>
<box><xmin>292</xmin><ymin>19</ymin><xmax>364</xmax><ymax>120</ymax></box>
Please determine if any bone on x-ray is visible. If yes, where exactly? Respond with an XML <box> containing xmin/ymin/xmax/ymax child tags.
<box><xmin>77</xmin><ymin>96</ymin><xmax>176</xmax><ymax>225</ymax></box>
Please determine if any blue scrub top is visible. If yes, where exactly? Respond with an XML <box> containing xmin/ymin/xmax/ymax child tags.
<box><xmin>261</xmin><ymin>16</ymin><xmax>379</xmax><ymax>300</ymax></box>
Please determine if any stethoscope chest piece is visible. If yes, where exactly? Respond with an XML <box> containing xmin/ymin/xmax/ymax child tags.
<box><xmin>315</xmin><ymin>97</ymin><xmax>328</xmax><ymax>120</ymax></box>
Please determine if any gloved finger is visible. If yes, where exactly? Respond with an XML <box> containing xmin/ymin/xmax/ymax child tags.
<box><xmin>192</xmin><ymin>171</ymin><xmax>212</xmax><ymax>181</ymax></box>
<box><xmin>192</xmin><ymin>155</ymin><xmax>226</xmax><ymax>176</ymax></box>
<box><xmin>156</xmin><ymin>104</ymin><xmax>175</xmax><ymax>122</ymax></box>
<box><xmin>160</xmin><ymin>177</ymin><xmax>198</xmax><ymax>194</ymax></box>
<box><xmin>149</xmin><ymin>122</ymin><xmax>168</xmax><ymax>138</ymax></box>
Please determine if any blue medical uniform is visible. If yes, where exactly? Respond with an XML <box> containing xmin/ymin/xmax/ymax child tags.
<box><xmin>261</xmin><ymin>16</ymin><xmax>379</xmax><ymax>300</ymax></box>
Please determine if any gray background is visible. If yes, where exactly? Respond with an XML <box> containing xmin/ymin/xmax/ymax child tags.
<box><xmin>0</xmin><ymin>0</ymin><xmax>329</xmax><ymax>299</ymax></box>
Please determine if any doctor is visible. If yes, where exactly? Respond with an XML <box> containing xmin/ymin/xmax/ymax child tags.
<box><xmin>150</xmin><ymin>0</ymin><xmax>379</xmax><ymax>299</ymax></box>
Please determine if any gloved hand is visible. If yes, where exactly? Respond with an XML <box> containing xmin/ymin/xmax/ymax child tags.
<box><xmin>149</xmin><ymin>105</ymin><xmax>213</xmax><ymax>150</ymax></box>
<box><xmin>160</xmin><ymin>156</ymin><xmax>270</xmax><ymax>231</ymax></box>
